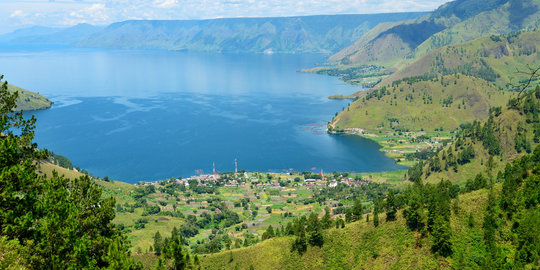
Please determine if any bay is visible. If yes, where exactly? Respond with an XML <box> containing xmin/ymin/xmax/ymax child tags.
<box><xmin>0</xmin><ymin>48</ymin><xmax>404</xmax><ymax>182</ymax></box>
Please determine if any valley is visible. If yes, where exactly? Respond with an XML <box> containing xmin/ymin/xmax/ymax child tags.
<box><xmin>1</xmin><ymin>0</ymin><xmax>540</xmax><ymax>269</ymax></box>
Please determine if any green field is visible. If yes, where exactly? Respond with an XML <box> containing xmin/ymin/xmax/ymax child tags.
<box><xmin>198</xmin><ymin>186</ymin><xmax>493</xmax><ymax>269</ymax></box>
<box><xmin>7</xmin><ymin>83</ymin><xmax>52</xmax><ymax>111</ymax></box>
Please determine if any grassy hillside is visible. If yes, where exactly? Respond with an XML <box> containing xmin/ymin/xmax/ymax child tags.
<box><xmin>198</xmin><ymin>186</ymin><xmax>503</xmax><ymax>269</ymax></box>
<box><xmin>419</xmin><ymin>87</ymin><xmax>540</xmax><ymax>185</ymax></box>
<box><xmin>199</xmin><ymin>210</ymin><xmax>441</xmax><ymax>269</ymax></box>
<box><xmin>413</xmin><ymin>0</ymin><xmax>540</xmax><ymax>60</ymax></box>
<box><xmin>329</xmin><ymin>0</ymin><xmax>540</xmax><ymax>69</ymax></box>
<box><xmin>199</xmin><ymin>117</ymin><xmax>540</xmax><ymax>269</ymax></box>
<box><xmin>327</xmin><ymin>19</ymin><xmax>428</xmax><ymax>68</ymax></box>
<box><xmin>331</xmin><ymin>74</ymin><xmax>511</xmax><ymax>133</ymax></box>
<box><xmin>328</xmin><ymin>21</ymin><xmax>412</xmax><ymax>65</ymax></box>
<box><xmin>381</xmin><ymin>29</ymin><xmax>540</xmax><ymax>90</ymax></box>
<box><xmin>330</xmin><ymin>29</ymin><xmax>540</xmax><ymax>136</ymax></box>
<box><xmin>7</xmin><ymin>84</ymin><xmax>52</xmax><ymax>111</ymax></box>
<box><xmin>37</xmin><ymin>162</ymin><xmax>84</xmax><ymax>180</ymax></box>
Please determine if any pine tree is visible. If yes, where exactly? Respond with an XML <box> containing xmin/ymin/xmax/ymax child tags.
<box><xmin>171</xmin><ymin>237</ymin><xmax>186</xmax><ymax>270</ymax></box>
<box><xmin>431</xmin><ymin>215</ymin><xmax>452</xmax><ymax>257</ymax></box>
<box><xmin>385</xmin><ymin>190</ymin><xmax>397</xmax><ymax>221</ymax></box>
<box><xmin>373</xmin><ymin>196</ymin><xmax>382</xmax><ymax>227</ymax></box>
<box><xmin>352</xmin><ymin>199</ymin><xmax>363</xmax><ymax>221</ymax></box>
<box><xmin>321</xmin><ymin>207</ymin><xmax>333</xmax><ymax>229</ymax></box>
<box><xmin>291</xmin><ymin>221</ymin><xmax>307</xmax><ymax>254</ymax></box>
<box><xmin>483</xmin><ymin>189</ymin><xmax>498</xmax><ymax>250</ymax></box>
<box><xmin>308</xmin><ymin>221</ymin><xmax>324</xmax><ymax>248</ymax></box>
<box><xmin>154</xmin><ymin>231</ymin><xmax>163</xmax><ymax>255</ymax></box>
<box><xmin>262</xmin><ymin>225</ymin><xmax>275</xmax><ymax>240</ymax></box>
<box><xmin>0</xmin><ymin>76</ymin><xmax>140</xmax><ymax>268</ymax></box>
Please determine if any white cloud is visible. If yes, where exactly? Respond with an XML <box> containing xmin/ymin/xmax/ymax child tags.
<box><xmin>153</xmin><ymin>0</ymin><xmax>179</xmax><ymax>9</ymax></box>
<box><xmin>0</xmin><ymin>0</ymin><xmax>451</xmax><ymax>33</ymax></box>
<box><xmin>9</xmin><ymin>10</ymin><xmax>25</xmax><ymax>18</ymax></box>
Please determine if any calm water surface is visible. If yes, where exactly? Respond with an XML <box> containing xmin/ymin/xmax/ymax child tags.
<box><xmin>0</xmin><ymin>48</ymin><xmax>404</xmax><ymax>182</ymax></box>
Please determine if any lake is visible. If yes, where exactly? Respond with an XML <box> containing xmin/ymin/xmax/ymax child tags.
<box><xmin>0</xmin><ymin>48</ymin><xmax>404</xmax><ymax>182</ymax></box>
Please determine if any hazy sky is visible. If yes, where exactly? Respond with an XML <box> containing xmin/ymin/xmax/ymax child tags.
<box><xmin>1</xmin><ymin>0</ymin><xmax>451</xmax><ymax>33</ymax></box>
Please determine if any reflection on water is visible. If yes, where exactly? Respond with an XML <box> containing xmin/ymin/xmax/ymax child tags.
<box><xmin>2</xmin><ymin>49</ymin><xmax>406</xmax><ymax>182</ymax></box>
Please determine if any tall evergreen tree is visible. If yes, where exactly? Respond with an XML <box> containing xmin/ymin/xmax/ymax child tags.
<box><xmin>154</xmin><ymin>231</ymin><xmax>163</xmax><ymax>255</ymax></box>
<box><xmin>321</xmin><ymin>207</ymin><xmax>333</xmax><ymax>229</ymax></box>
<box><xmin>0</xmin><ymin>76</ymin><xmax>140</xmax><ymax>269</ymax></box>
<box><xmin>385</xmin><ymin>190</ymin><xmax>397</xmax><ymax>221</ymax></box>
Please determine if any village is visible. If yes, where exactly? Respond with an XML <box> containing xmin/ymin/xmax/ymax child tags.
<box><xmin>108</xmin><ymin>168</ymin><xmax>391</xmax><ymax>255</ymax></box>
<box><xmin>175</xmin><ymin>170</ymin><xmax>373</xmax><ymax>189</ymax></box>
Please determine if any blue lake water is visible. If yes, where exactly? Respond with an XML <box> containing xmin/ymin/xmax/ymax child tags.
<box><xmin>0</xmin><ymin>48</ymin><xmax>404</xmax><ymax>182</ymax></box>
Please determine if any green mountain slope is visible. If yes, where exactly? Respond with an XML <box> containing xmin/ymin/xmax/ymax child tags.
<box><xmin>380</xmin><ymin>29</ymin><xmax>540</xmax><ymax>90</ymax></box>
<box><xmin>198</xmin><ymin>92</ymin><xmax>540</xmax><ymax>269</ymax></box>
<box><xmin>330</xmin><ymin>0</ymin><xmax>540</xmax><ymax>68</ymax></box>
<box><xmin>199</xmin><ymin>210</ymin><xmax>443</xmax><ymax>269</ymax></box>
<box><xmin>418</xmin><ymin>87</ymin><xmax>540</xmax><ymax>185</ymax></box>
<box><xmin>331</xmin><ymin>74</ymin><xmax>511</xmax><ymax>133</ymax></box>
<box><xmin>200</xmin><ymin>178</ymin><xmax>539</xmax><ymax>269</ymax></box>
<box><xmin>7</xmin><ymin>84</ymin><xmax>52</xmax><ymax>111</ymax></box>
<box><xmin>330</xmin><ymin>29</ymin><xmax>539</xmax><ymax>134</ymax></box>
<box><xmin>413</xmin><ymin>0</ymin><xmax>540</xmax><ymax>59</ymax></box>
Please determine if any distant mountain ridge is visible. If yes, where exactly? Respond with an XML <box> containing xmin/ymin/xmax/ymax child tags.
<box><xmin>0</xmin><ymin>24</ymin><xmax>104</xmax><ymax>46</ymax></box>
<box><xmin>0</xmin><ymin>13</ymin><xmax>427</xmax><ymax>53</ymax></box>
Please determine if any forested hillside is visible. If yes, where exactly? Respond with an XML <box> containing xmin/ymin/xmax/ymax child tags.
<box><xmin>329</xmin><ymin>0</ymin><xmax>540</xmax><ymax>68</ymax></box>
<box><xmin>330</xmin><ymin>29</ymin><xmax>539</xmax><ymax>133</ymax></box>
<box><xmin>417</xmin><ymin>87</ymin><xmax>540</xmax><ymax>185</ymax></box>
<box><xmin>0</xmin><ymin>77</ymin><xmax>142</xmax><ymax>269</ymax></box>
<box><xmin>380</xmin><ymin>29</ymin><xmax>540</xmax><ymax>90</ymax></box>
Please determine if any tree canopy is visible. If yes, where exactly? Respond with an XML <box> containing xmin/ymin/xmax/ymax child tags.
<box><xmin>0</xmin><ymin>75</ymin><xmax>140</xmax><ymax>269</ymax></box>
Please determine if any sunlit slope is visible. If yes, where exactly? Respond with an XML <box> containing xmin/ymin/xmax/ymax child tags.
<box><xmin>330</xmin><ymin>0</ymin><xmax>540</xmax><ymax>68</ymax></box>
<box><xmin>380</xmin><ymin>29</ymin><xmax>540</xmax><ymax>90</ymax></box>
<box><xmin>412</xmin><ymin>0</ymin><xmax>540</xmax><ymax>60</ymax></box>
<box><xmin>420</xmin><ymin>88</ymin><xmax>540</xmax><ymax>185</ymax></box>
<box><xmin>7</xmin><ymin>84</ymin><xmax>52</xmax><ymax>111</ymax></box>
<box><xmin>331</xmin><ymin>74</ymin><xmax>510</xmax><ymax>133</ymax></box>
<box><xmin>199</xmin><ymin>188</ymin><xmax>492</xmax><ymax>269</ymax></box>
<box><xmin>331</xmin><ymin>29</ymin><xmax>539</xmax><ymax>133</ymax></box>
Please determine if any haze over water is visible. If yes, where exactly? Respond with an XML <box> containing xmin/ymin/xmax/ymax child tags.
<box><xmin>1</xmin><ymin>48</ymin><xmax>404</xmax><ymax>182</ymax></box>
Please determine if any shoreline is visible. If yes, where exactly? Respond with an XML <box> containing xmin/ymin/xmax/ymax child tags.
<box><xmin>327</xmin><ymin>125</ymin><xmax>452</xmax><ymax>170</ymax></box>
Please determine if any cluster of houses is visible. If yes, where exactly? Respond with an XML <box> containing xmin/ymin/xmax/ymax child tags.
<box><xmin>175</xmin><ymin>172</ymin><xmax>373</xmax><ymax>190</ymax></box>
<box><xmin>301</xmin><ymin>177</ymin><xmax>372</xmax><ymax>188</ymax></box>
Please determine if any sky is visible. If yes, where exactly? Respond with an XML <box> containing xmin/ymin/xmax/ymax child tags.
<box><xmin>0</xmin><ymin>0</ymin><xmax>451</xmax><ymax>34</ymax></box>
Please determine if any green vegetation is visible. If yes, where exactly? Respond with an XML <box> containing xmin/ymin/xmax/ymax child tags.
<box><xmin>381</xmin><ymin>29</ymin><xmax>540</xmax><ymax>92</ymax></box>
<box><xmin>419</xmin><ymin>86</ymin><xmax>540</xmax><ymax>185</ymax></box>
<box><xmin>93</xmin><ymin>171</ymin><xmax>392</xmax><ymax>257</ymax></box>
<box><xmin>2</xmin><ymin>1</ymin><xmax>539</xmax><ymax>267</ymax></box>
<box><xmin>7</xmin><ymin>83</ymin><xmax>52</xmax><ymax>111</ymax></box>
<box><xmin>332</xmin><ymin>74</ymin><xmax>510</xmax><ymax>133</ymax></box>
<box><xmin>328</xmin><ymin>29</ymin><xmax>539</xmax><ymax>174</ymax></box>
<box><xmin>197</xmin><ymin>99</ymin><xmax>540</xmax><ymax>269</ymax></box>
<box><xmin>301</xmin><ymin>65</ymin><xmax>388</xmax><ymax>88</ymax></box>
<box><xmin>329</xmin><ymin>0</ymin><xmax>540</xmax><ymax>70</ymax></box>
<box><xmin>0</xmin><ymin>76</ymin><xmax>140</xmax><ymax>268</ymax></box>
